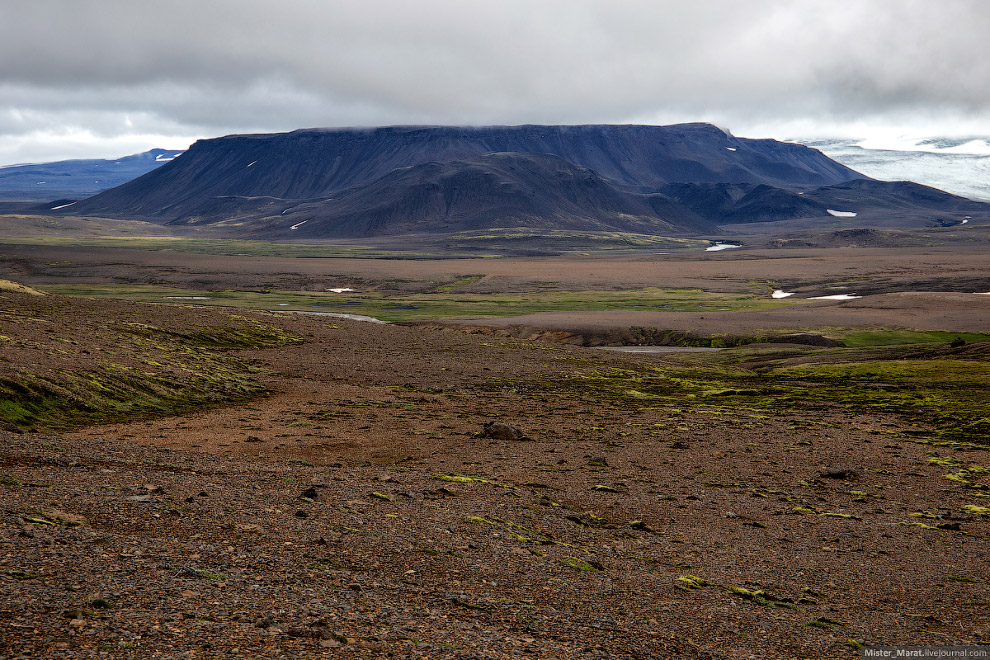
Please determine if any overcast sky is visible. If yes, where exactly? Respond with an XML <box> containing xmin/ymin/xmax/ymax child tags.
<box><xmin>1</xmin><ymin>0</ymin><xmax>988</xmax><ymax>165</ymax></box>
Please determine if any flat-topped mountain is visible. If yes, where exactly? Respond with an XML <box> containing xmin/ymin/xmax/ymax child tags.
<box><xmin>59</xmin><ymin>124</ymin><xmax>990</xmax><ymax>237</ymax></box>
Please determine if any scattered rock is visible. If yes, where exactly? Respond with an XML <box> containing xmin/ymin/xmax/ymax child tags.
<box><xmin>950</xmin><ymin>337</ymin><xmax>967</xmax><ymax>348</ymax></box>
<box><xmin>255</xmin><ymin>613</ymin><xmax>277</xmax><ymax>629</ymax></box>
<box><xmin>125</xmin><ymin>495</ymin><xmax>152</xmax><ymax>503</ymax></box>
<box><xmin>481</xmin><ymin>421</ymin><xmax>527</xmax><ymax>441</ymax></box>
<box><xmin>820</xmin><ymin>468</ymin><xmax>858</xmax><ymax>480</ymax></box>
<box><xmin>587</xmin><ymin>456</ymin><xmax>609</xmax><ymax>467</ymax></box>
<box><xmin>300</xmin><ymin>487</ymin><xmax>319</xmax><ymax>500</ymax></box>
<box><xmin>245</xmin><ymin>435</ymin><xmax>264</xmax><ymax>442</ymax></box>
<box><xmin>2</xmin><ymin>422</ymin><xmax>25</xmax><ymax>434</ymax></box>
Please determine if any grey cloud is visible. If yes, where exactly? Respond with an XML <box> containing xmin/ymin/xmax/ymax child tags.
<box><xmin>1</xmin><ymin>0</ymin><xmax>988</xmax><ymax>164</ymax></box>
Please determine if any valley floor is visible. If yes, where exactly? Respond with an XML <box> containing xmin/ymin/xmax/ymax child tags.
<box><xmin>1</xmin><ymin>289</ymin><xmax>989</xmax><ymax>659</ymax></box>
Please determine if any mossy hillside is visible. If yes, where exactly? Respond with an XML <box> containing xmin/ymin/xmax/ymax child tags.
<box><xmin>0</xmin><ymin>310</ymin><xmax>300</xmax><ymax>430</ymax></box>
<box><xmin>550</xmin><ymin>345</ymin><xmax>990</xmax><ymax>445</ymax></box>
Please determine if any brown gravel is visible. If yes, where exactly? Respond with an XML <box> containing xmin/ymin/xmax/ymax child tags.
<box><xmin>1</xmin><ymin>291</ymin><xmax>989</xmax><ymax>659</ymax></box>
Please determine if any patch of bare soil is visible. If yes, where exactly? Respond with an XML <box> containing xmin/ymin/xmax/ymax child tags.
<box><xmin>1</xmin><ymin>291</ymin><xmax>989</xmax><ymax>658</ymax></box>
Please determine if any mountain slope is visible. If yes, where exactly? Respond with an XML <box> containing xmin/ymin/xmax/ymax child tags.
<box><xmin>0</xmin><ymin>149</ymin><xmax>182</xmax><ymax>202</ymax></box>
<box><xmin>179</xmin><ymin>152</ymin><xmax>715</xmax><ymax>238</ymax></box>
<box><xmin>66</xmin><ymin>124</ymin><xmax>864</xmax><ymax>222</ymax></box>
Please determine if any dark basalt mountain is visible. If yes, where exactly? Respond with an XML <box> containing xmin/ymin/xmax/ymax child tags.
<box><xmin>59</xmin><ymin>124</ymin><xmax>990</xmax><ymax>237</ymax></box>
<box><xmin>0</xmin><ymin>149</ymin><xmax>182</xmax><ymax>202</ymax></box>
<box><xmin>65</xmin><ymin>124</ymin><xmax>859</xmax><ymax>218</ymax></box>
<box><xmin>659</xmin><ymin>179</ymin><xmax>989</xmax><ymax>226</ymax></box>
<box><xmin>184</xmin><ymin>152</ymin><xmax>714</xmax><ymax>238</ymax></box>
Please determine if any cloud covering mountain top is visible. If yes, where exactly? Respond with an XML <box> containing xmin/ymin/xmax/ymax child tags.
<box><xmin>1</xmin><ymin>0</ymin><xmax>988</xmax><ymax>164</ymax></box>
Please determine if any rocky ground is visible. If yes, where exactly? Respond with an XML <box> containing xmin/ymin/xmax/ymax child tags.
<box><xmin>1</xmin><ymin>290</ymin><xmax>989</xmax><ymax>659</ymax></box>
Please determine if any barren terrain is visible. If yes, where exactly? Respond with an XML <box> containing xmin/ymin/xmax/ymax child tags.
<box><xmin>1</xmin><ymin>232</ymin><xmax>989</xmax><ymax>659</ymax></box>
<box><xmin>1</xmin><ymin>278</ymin><xmax>989</xmax><ymax>659</ymax></box>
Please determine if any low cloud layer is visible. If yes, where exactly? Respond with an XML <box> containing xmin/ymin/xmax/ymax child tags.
<box><xmin>2</xmin><ymin>0</ymin><xmax>988</xmax><ymax>164</ymax></box>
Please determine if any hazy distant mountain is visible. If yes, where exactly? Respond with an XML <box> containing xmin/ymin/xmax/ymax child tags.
<box><xmin>57</xmin><ymin>124</ymin><xmax>990</xmax><ymax>238</ymax></box>
<box><xmin>800</xmin><ymin>137</ymin><xmax>990</xmax><ymax>202</ymax></box>
<box><xmin>0</xmin><ymin>149</ymin><xmax>183</xmax><ymax>202</ymax></box>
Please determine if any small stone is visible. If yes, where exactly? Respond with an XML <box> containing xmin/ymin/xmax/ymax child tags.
<box><xmin>820</xmin><ymin>467</ymin><xmax>857</xmax><ymax>480</ymax></box>
<box><xmin>300</xmin><ymin>487</ymin><xmax>319</xmax><ymax>500</ymax></box>
<box><xmin>2</xmin><ymin>423</ymin><xmax>24</xmax><ymax>434</ymax></box>
<box><xmin>294</xmin><ymin>510</ymin><xmax>309</xmax><ymax>518</ymax></box>
<box><xmin>245</xmin><ymin>436</ymin><xmax>264</xmax><ymax>443</ymax></box>
<box><xmin>125</xmin><ymin>495</ymin><xmax>152</xmax><ymax>503</ymax></box>
<box><xmin>481</xmin><ymin>421</ymin><xmax>527</xmax><ymax>441</ymax></box>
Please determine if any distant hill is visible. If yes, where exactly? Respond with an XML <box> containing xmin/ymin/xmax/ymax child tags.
<box><xmin>57</xmin><ymin>125</ymin><xmax>990</xmax><ymax>238</ymax></box>
<box><xmin>0</xmin><ymin>149</ymin><xmax>183</xmax><ymax>202</ymax></box>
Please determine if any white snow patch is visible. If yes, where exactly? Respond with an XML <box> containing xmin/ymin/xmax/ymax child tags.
<box><xmin>289</xmin><ymin>220</ymin><xmax>308</xmax><ymax>230</ymax></box>
<box><xmin>246</xmin><ymin>160</ymin><xmax>257</xmax><ymax>168</ymax></box>
<box><xmin>50</xmin><ymin>201</ymin><xmax>76</xmax><ymax>210</ymax></box>
<box><xmin>725</xmin><ymin>147</ymin><xmax>737</xmax><ymax>151</ymax></box>
<box><xmin>961</xmin><ymin>219</ymin><xmax>969</xmax><ymax>224</ymax></box>
<box><xmin>827</xmin><ymin>209</ymin><xmax>857</xmax><ymax>218</ymax></box>
<box><xmin>771</xmin><ymin>290</ymin><xmax>795</xmax><ymax>299</ymax></box>
<box><xmin>810</xmin><ymin>294</ymin><xmax>861</xmax><ymax>300</ymax></box>
<box><xmin>975</xmin><ymin>292</ymin><xmax>990</xmax><ymax>295</ymax></box>
<box><xmin>326</xmin><ymin>288</ymin><xmax>356</xmax><ymax>293</ymax></box>
<box><xmin>706</xmin><ymin>242</ymin><xmax>741</xmax><ymax>251</ymax></box>
<box><xmin>163</xmin><ymin>296</ymin><xmax>211</xmax><ymax>300</ymax></box>
<box><xmin>36</xmin><ymin>181</ymin><xmax>46</xmax><ymax>185</ymax></box>
<box><xmin>155</xmin><ymin>154</ymin><xmax>175</xmax><ymax>162</ymax></box>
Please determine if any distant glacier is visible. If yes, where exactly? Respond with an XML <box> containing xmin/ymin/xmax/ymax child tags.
<box><xmin>798</xmin><ymin>137</ymin><xmax>990</xmax><ymax>201</ymax></box>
